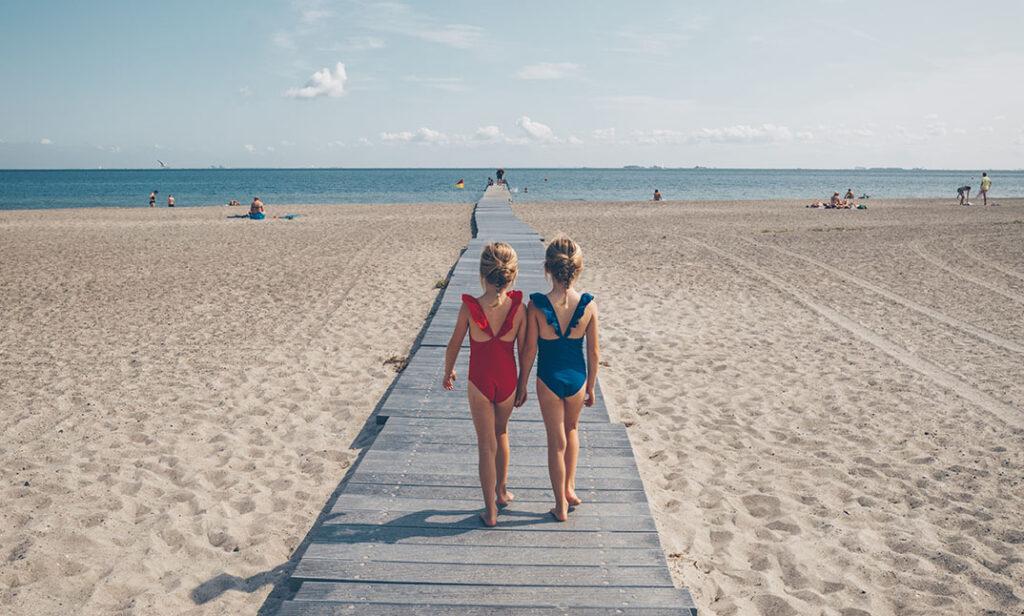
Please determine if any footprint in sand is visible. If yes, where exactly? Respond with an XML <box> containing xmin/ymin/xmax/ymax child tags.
<box><xmin>742</xmin><ymin>494</ymin><xmax>782</xmax><ymax>519</ymax></box>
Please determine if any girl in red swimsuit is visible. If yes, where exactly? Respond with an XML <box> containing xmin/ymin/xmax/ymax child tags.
<box><xmin>444</xmin><ymin>242</ymin><xmax>526</xmax><ymax>526</ymax></box>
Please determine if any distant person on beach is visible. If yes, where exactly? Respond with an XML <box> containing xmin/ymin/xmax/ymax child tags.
<box><xmin>487</xmin><ymin>177</ymin><xmax>494</xmax><ymax>187</ymax></box>
<box><xmin>979</xmin><ymin>173</ymin><xmax>992</xmax><ymax>206</ymax></box>
<box><xmin>517</xmin><ymin>235</ymin><xmax>601</xmax><ymax>523</ymax></box>
<box><xmin>444</xmin><ymin>243</ymin><xmax>524</xmax><ymax>527</ymax></box>
<box><xmin>830</xmin><ymin>192</ymin><xmax>849</xmax><ymax>208</ymax></box>
<box><xmin>149</xmin><ymin>191</ymin><xmax>157</xmax><ymax>207</ymax></box>
<box><xmin>167</xmin><ymin>194</ymin><xmax>175</xmax><ymax>207</ymax></box>
<box><xmin>249</xmin><ymin>197</ymin><xmax>265</xmax><ymax>219</ymax></box>
<box><xmin>653</xmin><ymin>189</ymin><xmax>662</xmax><ymax>201</ymax></box>
<box><xmin>957</xmin><ymin>185</ymin><xmax>972</xmax><ymax>206</ymax></box>
<box><xmin>844</xmin><ymin>189</ymin><xmax>854</xmax><ymax>200</ymax></box>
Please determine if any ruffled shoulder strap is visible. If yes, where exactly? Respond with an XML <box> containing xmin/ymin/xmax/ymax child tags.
<box><xmin>496</xmin><ymin>290</ymin><xmax>523</xmax><ymax>337</ymax></box>
<box><xmin>566</xmin><ymin>293</ymin><xmax>594</xmax><ymax>334</ymax></box>
<box><xmin>461</xmin><ymin>294</ymin><xmax>490</xmax><ymax>333</ymax></box>
<box><xmin>529</xmin><ymin>292</ymin><xmax>561</xmax><ymax>335</ymax></box>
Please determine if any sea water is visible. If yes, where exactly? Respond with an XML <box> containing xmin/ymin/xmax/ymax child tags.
<box><xmin>1</xmin><ymin>168</ymin><xmax>1021</xmax><ymax>210</ymax></box>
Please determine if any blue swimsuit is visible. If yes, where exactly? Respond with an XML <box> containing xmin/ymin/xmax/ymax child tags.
<box><xmin>531</xmin><ymin>292</ymin><xmax>594</xmax><ymax>398</ymax></box>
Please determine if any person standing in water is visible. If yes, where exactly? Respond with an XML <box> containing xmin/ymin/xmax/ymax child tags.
<box><xmin>653</xmin><ymin>189</ymin><xmax>662</xmax><ymax>201</ymax></box>
<box><xmin>149</xmin><ymin>191</ymin><xmax>157</xmax><ymax>207</ymax></box>
<box><xmin>167</xmin><ymin>194</ymin><xmax>175</xmax><ymax>207</ymax></box>
<box><xmin>979</xmin><ymin>173</ymin><xmax>992</xmax><ymax>206</ymax></box>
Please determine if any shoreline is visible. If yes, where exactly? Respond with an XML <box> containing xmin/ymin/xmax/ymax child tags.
<box><xmin>3</xmin><ymin>195</ymin><xmax>1024</xmax><ymax>214</ymax></box>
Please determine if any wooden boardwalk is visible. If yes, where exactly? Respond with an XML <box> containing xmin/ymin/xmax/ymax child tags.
<box><xmin>276</xmin><ymin>185</ymin><xmax>697</xmax><ymax>614</ymax></box>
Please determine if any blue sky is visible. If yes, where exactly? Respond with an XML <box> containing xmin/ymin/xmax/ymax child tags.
<box><xmin>1</xmin><ymin>0</ymin><xmax>1022</xmax><ymax>168</ymax></box>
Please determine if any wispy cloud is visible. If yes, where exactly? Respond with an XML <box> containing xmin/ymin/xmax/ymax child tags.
<box><xmin>516</xmin><ymin>62</ymin><xmax>580</xmax><ymax>80</ymax></box>
<box><xmin>39</xmin><ymin>138</ymin><xmax>52</xmax><ymax>145</ymax></box>
<box><xmin>613</xmin><ymin>16</ymin><xmax>709</xmax><ymax>56</ymax></box>
<box><xmin>360</xmin><ymin>2</ymin><xmax>483</xmax><ymax>49</ymax></box>
<box><xmin>473</xmin><ymin>126</ymin><xmax>505</xmax><ymax>141</ymax></box>
<box><xmin>244</xmin><ymin>144</ymin><xmax>256</xmax><ymax>153</ymax></box>
<box><xmin>285</xmin><ymin>63</ymin><xmax>348</xmax><ymax>98</ymax></box>
<box><xmin>380</xmin><ymin>127</ymin><xmax>448</xmax><ymax>144</ymax></box>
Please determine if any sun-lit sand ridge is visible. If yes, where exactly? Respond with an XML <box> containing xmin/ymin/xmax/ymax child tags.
<box><xmin>0</xmin><ymin>203</ymin><xmax>470</xmax><ymax>615</ymax></box>
<box><xmin>517</xmin><ymin>197</ymin><xmax>1024</xmax><ymax>616</ymax></box>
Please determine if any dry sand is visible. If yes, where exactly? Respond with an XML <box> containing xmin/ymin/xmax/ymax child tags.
<box><xmin>516</xmin><ymin>198</ymin><xmax>1024</xmax><ymax>616</ymax></box>
<box><xmin>0</xmin><ymin>203</ymin><xmax>470</xmax><ymax>615</ymax></box>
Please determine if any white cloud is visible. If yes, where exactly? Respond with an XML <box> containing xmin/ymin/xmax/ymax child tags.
<box><xmin>357</xmin><ymin>137</ymin><xmax>373</xmax><ymax>146</ymax></box>
<box><xmin>473</xmin><ymin>125</ymin><xmax>504</xmax><ymax>141</ymax></box>
<box><xmin>39</xmin><ymin>138</ymin><xmax>52</xmax><ymax>145</ymax></box>
<box><xmin>266</xmin><ymin>145</ymin><xmax>276</xmax><ymax>152</ymax></box>
<box><xmin>923</xmin><ymin>113</ymin><xmax>940</xmax><ymax>120</ymax></box>
<box><xmin>239</xmin><ymin>86</ymin><xmax>252</xmax><ymax>97</ymax></box>
<box><xmin>326</xmin><ymin>140</ymin><xmax>346</xmax><ymax>148</ymax></box>
<box><xmin>515</xmin><ymin>116</ymin><xmax>557</xmax><ymax>142</ymax></box>
<box><xmin>380</xmin><ymin>127</ymin><xmax>448</xmax><ymax>144</ymax></box>
<box><xmin>362</xmin><ymin>3</ymin><xmax>483</xmax><ymax>49</ymax></box>
<box><xmin>925</xmin><ymin>121</ymin><xmax>948</xmax><ymax>137</ymax></box>
<box><xmin>343</xmin><ymin>36</ymin><xmax>386</xmax><ymax>51</ymax></box>
<box><xmin>567</xmin><ymin>135</ymin><xmax>584</xmax><ymax>145</ymax></box>
<box><xmin>796</xmin><ymin>131</ymin><xmax>815</xmax><ymax>141</ymax></box>
<box><xmin>244</xmin><ymin>144</ymin><xmax>256</xmax><ymax>153</ymax></box>
<box><xmin>95</xmin><ymin>144</ymin><xmax>121</xmax><ymax>153</ymax></box>
<box><xmin>285</xmin><ymin>62</ymin><xmax>348</xmax><ymax>98</ymax></box>
<box><xmin>515</xmin><ymin>62</ymin><xmax>580</xmax><ymax>80</ymax></box>
<box><xmin>692</xmin><ymin>124</ymin><xmax>794</xmax><ymax>144</ymax></box>
<box><xmin>592</xmin><ymin>128</ymin><xmax>616</xmax><ymax>143</ymax></box>
<box><xmin>280</xmin><ymin>140</ymin><xmax>295</xmax><ymax>147</ymax></box>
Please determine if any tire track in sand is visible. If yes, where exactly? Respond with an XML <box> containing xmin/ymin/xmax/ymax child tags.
<box><xmin>958</xmin><ymin>238</ymin><xmax>1024</xmax><ymax>283</ymax></box>
<box><xmin>687</xmin><ymin>237</ymin><xmax>1023</xmax><ymax>430</ymax></box>
<box><xmin>911</xmin><ymin>241</ymin><xmax>1024</xmax><ymax>304</ymax></box>
<box><xmin>740</xmin><ymin>237</ymin><xmax>1024</xmax><ymax>355</ymax></box>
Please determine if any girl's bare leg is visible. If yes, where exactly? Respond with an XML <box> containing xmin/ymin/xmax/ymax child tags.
<box><xmin>468</xmin><ymin>383</ymin><xmax>498</xmax><ymax>526</ymax></box>
<box><xmin>562</xmin><ymin>389</ymin><xmax>585</xmax><ymax>506</ymax></box>
<box><xmin>537</xmin><ymin>379</ymin><xmax>569</xmax><ymax>521</ymax></box>
<box><xmin>494</xmin><ymin>392</ymin><xmax>515</xmax><ymax>506</ymax></box>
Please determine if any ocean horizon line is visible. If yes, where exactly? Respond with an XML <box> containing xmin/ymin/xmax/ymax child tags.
<box><xmin>2</xmin><ymin>166</ymin><xmax>1023</xmax><ymax>173</ymax></box>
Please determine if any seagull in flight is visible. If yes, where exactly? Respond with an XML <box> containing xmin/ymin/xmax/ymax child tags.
<box><xmin>157</xmin><ymin>160</ymin><xmax>168</xmax><ymax>168</ymax></box>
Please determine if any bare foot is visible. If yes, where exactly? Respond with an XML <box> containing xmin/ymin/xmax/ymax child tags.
<box><xmin>566</xmin><ymin>491</ymin><xmax>582</xmax><ymax>507</ymax></box>
<box><xmin>549</xmin><ymin>506</ymin><xmax>568</xmax><ymax>522</ymax></box>
<box><xmin>479</xmin><ymin>511</ymin><xmax>497</xmax><ymax>527</ymax></box>
<box><xmin>496</xmin><ymin>489</ymin><xmax>515</xmax><ymax>508</ymax></box>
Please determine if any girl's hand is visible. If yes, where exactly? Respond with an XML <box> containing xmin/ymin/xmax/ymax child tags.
<box><xmin>514</xmin><ymin>384</ymin><xmax>528</xmax><ymax>407</ymax></box>
<box><xmin>584</xmin><ymin>386</ymin><xmax>595</xmax><ymax>407</ymax></box>
<box><xmin>443</xmin><ymin>369</ymin><xmax>457</xmax><ymax>390</ymax></box>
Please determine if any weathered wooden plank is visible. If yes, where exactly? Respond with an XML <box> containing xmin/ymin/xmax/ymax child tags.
<box><xmin>341</xmin><ymin>483</ymin><xmax>651</xmax><ymax>504</ymax></box>
<box><xmin>333</xmin><ymin>494</ymin><xmax>654</xmax><ymax>517</ymax></box>
<box><xmin>291</xmin><ymin>581</ymin><xmax>695</xmax><ymax>610</ymax></box>
<box><xmin>300</xmin><ymin>541</ymin><xmax>668</xmax><ymax>566</ymax></box>
<box><xmin>279</xmin><ymin>602</ymin><xmax>697</xmax><ymax>616</ymax></box>
<box><xmin>310</xmin><ymin>524</ymin><xmax>665</xmax><ymax>549</ymax></box>
<box><xmin>319</xmin><ymin>506</ymin><xmax>657</xmax><ymax>532</ymax></box>
<box><xmin>292</xmin><ymin>560</ymin><xmax>674</xmax><ymax>588</ymax></box>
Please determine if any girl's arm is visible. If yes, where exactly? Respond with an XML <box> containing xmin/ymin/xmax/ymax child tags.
<box><xmin>443</xmin><ymin>304</ymin><xmax>469</xmax><ymax>390</ymax></box>
<box><xmin>584</xmin><ymin>303</ymin><xmax>601</xmax><ymax>407</ymax></box>
<box><xmin>515</xmin><ymin>305</ymin><xmax>539</xmax><ymax>407</ymax></box>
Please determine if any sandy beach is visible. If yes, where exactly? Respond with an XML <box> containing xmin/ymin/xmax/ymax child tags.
<box><xmin>517</xmin><ymin>198</ymin><xmax>1024</xmax><ymax>616</ymax></box>
<box><xmin>2</xmin><ymin>197</ymin><xmax>1022</xmax><ymax>615</ymax></box>
<box><xmin>0</xmin><ymin>203</ymin><xmax>470</xmax><ymax>615</ymax></box>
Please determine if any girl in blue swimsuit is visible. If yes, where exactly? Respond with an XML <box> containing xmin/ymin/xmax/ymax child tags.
<box><xmin>516</xmin><ymin>235</ymin><xmax>601</xmax><ymax>522</ymax></box>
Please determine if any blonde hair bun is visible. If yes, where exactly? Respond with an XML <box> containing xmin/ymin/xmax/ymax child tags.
<box><xmin>544</xmin><ymin>234</ymin><xmax>583</xmax><ymax>289</ymax></box>
<box><xmin>480</xmin><ymin>242</ymin><xmax>519</xmax><ymax>293</ymax></box>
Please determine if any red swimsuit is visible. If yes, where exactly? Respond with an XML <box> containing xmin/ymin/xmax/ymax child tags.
<box><xmin>462</xmin><ymin>290</ymin><xmax>522</xmax><ymax>403</ymax></box>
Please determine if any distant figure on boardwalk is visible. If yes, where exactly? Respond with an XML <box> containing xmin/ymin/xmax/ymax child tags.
<box><xmin>444</xmin><ymin>243</ymin><xmax>525</xmax><ymax>527</ymax></box>
<box><xmin>979</xmin><ymin>173</ymin><xmax>992</xmax><ymax>206</ymax></box>
<box><xmin>957</xmin><ymin>184</ymin><xmax>972</xmax><ymax>206</ymax></box>
<box><xmin>149</xmin><ymin>191</ymin><xmax>157</xmax><ymax>207</ymax></box>
<box><xmin>249</xmin><ymin>197</ymin><xmax>265</xmax><ymax>219</ymax></box>
<box><xmin>496</xmin><ymin>168</ymin><xmax>505</xmax><ymax>182</ymax></box>
<box><xmin>487</xmin><ymin>177</ymin><xmax>494</xmax><ymax>187</ymax></box>
<box><xmin>167</xmin><ymin>194</ymin><xmax>175</xmax><ymax>207</ymax></box>
<box><xmin>518</xmin><ymin>236</ymin><xmax>601</xmax><ymax>522</ymax></box>
<box><xmin>653</xmin><ymin>189</ymin><xmax>662</xmax><ymax>201</ymax></box>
